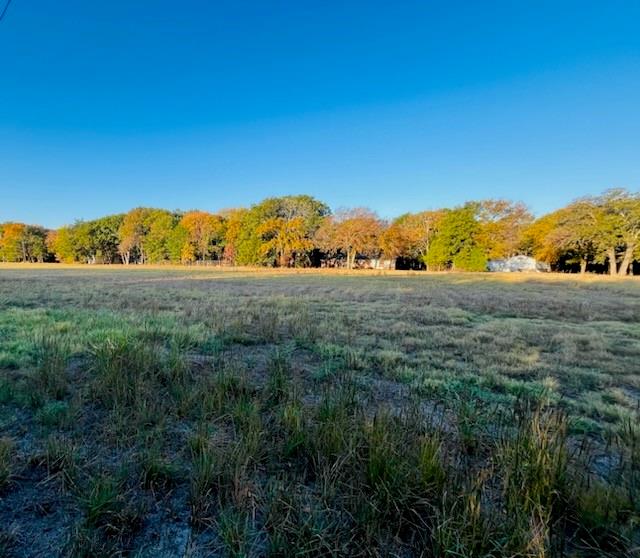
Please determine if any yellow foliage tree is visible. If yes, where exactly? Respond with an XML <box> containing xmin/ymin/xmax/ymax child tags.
<box><xmin>180</xmin><ymin>211</ymin><xmax>225</xmax><ymax>261</ymax></box>
<box><xmin>257</xmin><ymin>216</ymin><xmax>313</xmax><ymax>267</ymax></box>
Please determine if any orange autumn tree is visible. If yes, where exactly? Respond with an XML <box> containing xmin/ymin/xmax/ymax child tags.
<box><xmin>218</xmin><ymin>208</ymin><xmax>247</xmax><ymax>264</ymax></box>
<box><xmin>0</xmin><ymin>222</ymin><xmax>49</xmax><ymax>262</ymax></box>
<box><xmin>316</xmin><ymin>208</ymin><xmax>383</xmax><ymax>269</ymax></box>
<box><xmin>379</xmin><ymin>220</ymin><xmax>407</xmax><ymax>261</ymax></box>
<box><xmin>380</xmin><ymin>210</ymin><xmax>444</xmax><ymax>263</ymax></box>
<box><xmin>522</xmin><ymin>210</ymin><xmax>565</xmax><ymax>267</ymax></box>
<box><xmin>0</xmin><ymin>223</ymin><xmax>27</xmax><ymax>262</ymax></box>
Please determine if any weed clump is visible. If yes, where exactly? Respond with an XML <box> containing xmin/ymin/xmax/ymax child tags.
<box><xmin>0</xmin><ymin>437</ymin><xmax>14</xmax><ymax>490</ymax></box>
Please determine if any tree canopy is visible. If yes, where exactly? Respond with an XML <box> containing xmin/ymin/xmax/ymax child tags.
<box><xmin>2</xmin><ymin>189</ymin><xmax>639</xmax><ymax>274</ymax></box>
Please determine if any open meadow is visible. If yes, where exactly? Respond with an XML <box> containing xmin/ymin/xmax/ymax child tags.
<box><xmin>0</xmin><ymin>265</ymin><xmax>639</xmax><ymax>557</ymax></box>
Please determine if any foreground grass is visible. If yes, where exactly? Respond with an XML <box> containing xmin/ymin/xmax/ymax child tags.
<box><xmin>0</xmin><ymin>265</ymin><xmax>638</xmax><ymax>556</ymax></box>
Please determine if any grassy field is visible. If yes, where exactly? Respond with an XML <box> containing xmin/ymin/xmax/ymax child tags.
<box><xmin>0</xmin><ymin>265</ymin><xmax>638</xmax><ymax>557</ymax></box>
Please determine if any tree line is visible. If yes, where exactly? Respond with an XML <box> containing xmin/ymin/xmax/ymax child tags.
<box><xmin>1</xmin><ymin>189</ymin><xmax>639</xmax><ymax>274</ymax></box>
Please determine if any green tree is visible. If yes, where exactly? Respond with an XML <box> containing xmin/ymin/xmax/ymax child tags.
<box><xmin>48</xmin><ymin>226</ymin><xmax>78</xmax><ymax>263</ymax></box>
<box><xmin>23</xmin><ymin>225</ymin><xmax>49</xmax><ymax>262</ymax></box>
<box><xmin>233</xmin><ymin>208</ymin><xmax>266</xmax><ymax>265</ymax></box>
<box><xmin>232</xmin><ymin>196</ymin><xmax>329</xmax><ymax>266</ymax></box>
<box><xmin>145</xmin><ymin>211</ymin><xmax>178</xmax><ymax>263</ymax></box>
<box><xmin>167</xmin><ymin>223</ymin><xmax>191</xmax><ymax>263</ymax></box>
<box><xmin>91</xmin><ymin>215</ymin><xmax>124</xmax><ymax>263</ymax></box>
<box><xmin>425</xmin><ymin>205</ymin><xmax>487</xmax><ymax>271</ymax></box>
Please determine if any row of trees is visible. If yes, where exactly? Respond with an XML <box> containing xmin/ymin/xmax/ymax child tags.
<box><xmin>0</xmin><ymin>223</ymin><xmax>49</xmax><ymax>263</ymax></box>
<box><xmin>1</xmin><ymin>190</ymin><xmax>638</xmax><ymax>274</ymax></box>
<box><xmin>523</xmin><ymin>190</ymin><xmax>640</xmax><ymax>276</ymax></box>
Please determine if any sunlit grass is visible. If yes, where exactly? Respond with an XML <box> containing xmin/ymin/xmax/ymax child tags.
<box><xmin>0</xmin><ymin>265</ymin><xmax>638</xmax><ymax>555</ymax></box>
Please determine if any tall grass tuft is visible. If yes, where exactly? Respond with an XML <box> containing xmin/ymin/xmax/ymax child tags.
<box><xmin>69</xmin><ymin>470</ymin><xmax>142</xmax><ymax>557</ymax></box>
<box><xmin>81</xmin><ymin>473</ymin><xmax>127</xmax><ymax>529</ymax></box>
<box><xmin>265</xmin><ymin>348</ymin><xmax>292</xmax><ymax>405</ymax></box>
<box><xmin>32</xmin><ymin>332</ymin><xmax>70</xmax><ymax>401</ymax></box>
<box><xmin>139</xmin><ymin>445</ymin><xmax>178</xmax><ymax>489</ymax></box>
<box><xmin>41</xmin><ymin>435</ymin><xmax>79</xmax><ymax>489</ymax></box>
<box><xmin>497</xmin><ymin>400</ymin><xmax>570</xmax><ymax>555</ymax></box>
<box><xmin>265</xmin><ymin>479</ymin><xmax>347</xmax><ymax>556</ymax></box>
<box><xmin>189</xmin><ymin>432</ymin><xmax>218</xmax><ymax>525</ymax></box>
<box><xmin>417</xmin><ymin>432</ymin><xmax>447</xmax><ymax>495</ymax></box>
<box><xmin>195</xmin><ymin>362</ymin><xmax>252</xmax><ymax>419</ymax></box>
<box><xmin>89</xmin><ymin>334</ymin><xmax>154</xmax><ymax>409</ymax></box>
<box><xmin>216</xmin><ymin>505</ymin><xmax>254</xmax><ymax>557</ymax></box>
<box><xmin>0</xmin><ymin>437</ymin><xmax>14</xmax><ymax>490</ymax></box>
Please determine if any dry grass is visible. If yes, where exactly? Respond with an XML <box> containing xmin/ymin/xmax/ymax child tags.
<box><xmin>0</xmin><ymin>264</ymin><xmax>638</xmax><ymax>556</ymax></box>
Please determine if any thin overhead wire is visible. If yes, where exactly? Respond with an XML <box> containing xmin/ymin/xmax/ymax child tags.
<box><xmin>0</xmin><ymin>0</ymin><xmax>12</xmax><ymax>23</ymax></box>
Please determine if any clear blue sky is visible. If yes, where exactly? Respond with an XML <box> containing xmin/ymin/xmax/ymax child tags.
<box><xmin>1</xmin><ymin>1</ymin><xmax>639</xmax><ymax>228</ymax></box>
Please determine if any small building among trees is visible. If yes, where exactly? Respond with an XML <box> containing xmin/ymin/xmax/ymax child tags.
<box><xmin>487</xmin><ymin>255</ymin><xmax>550</xmax><ymax>273</ymax></box>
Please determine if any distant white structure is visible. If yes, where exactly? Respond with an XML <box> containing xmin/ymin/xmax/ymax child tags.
<box><xmin>487</xmin><ymin>255</ymin><xmax>550</xmax><ymax>273</ymax></box>
<box><xmin>365</xmin><ymin>258</ymin><xmax>394</xmax><ymax>270</ymax></box>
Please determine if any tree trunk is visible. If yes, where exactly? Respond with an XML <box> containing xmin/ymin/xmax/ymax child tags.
<box><xmin>580</xmin><ymin>258</ymin><xmax>587</xmax><ymax>274</ymax></box>
<box><xmin>346</xmin><ymin>249</ymin><xmax>353</xmax><ymax>269</ymax></box>
<box><xmin>607</xmin><ymin>247</ymin><xmax>618</xmax><ymax>276</ymax></box>
<box><xmin>618</xmin><ymin>245</ymin><xmax>635</xmax><ymax>276</ymax></box>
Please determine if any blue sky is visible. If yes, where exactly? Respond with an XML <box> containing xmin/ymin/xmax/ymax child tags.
<box><xmin>1</xmin><ymin>1</ymin><xmax>639</xmax><ymax>228</ymax></box>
